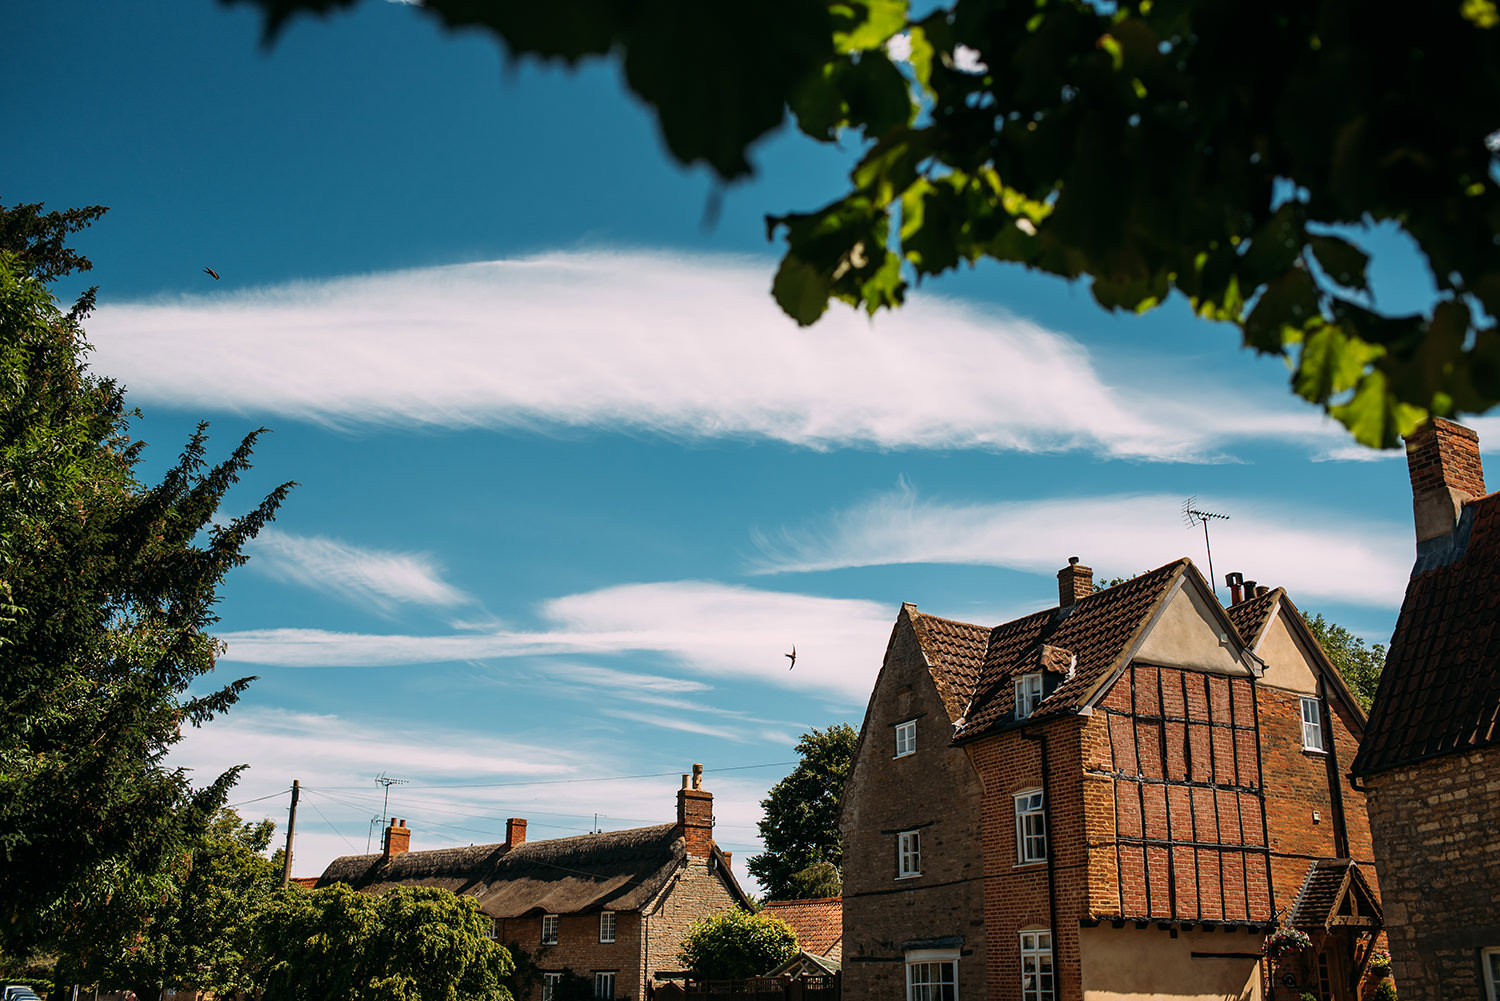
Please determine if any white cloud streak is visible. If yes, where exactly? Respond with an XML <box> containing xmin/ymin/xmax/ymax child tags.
<box><xmin>90</xmin><ymin>250</ymin><xmax>1346</xmax><ymax>461</ymax></box>
<box><xmin>217</xmin><ymin>580</ymin><xmax>894</xmax><ymax>701</ymax></box>
<box><xmin>751</xmin><ymin>481</ymin><xmax>1412</xmax><ymax>609</ymax></box>
<box><xmin>250</xmin><ymin>527</ymin><xmax>471</xmax><ymax>612</ymax></box>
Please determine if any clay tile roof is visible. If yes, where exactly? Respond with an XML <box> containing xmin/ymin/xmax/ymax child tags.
<box><xmin>1224</xmin><ymin>588</ymin><xmax>1279</xmax><ymax>646</ymax></box>
<box><xmin>951</xmin><ymin>560</ymin><xmax>1189</xmax><ymax>741</ymax></box>
<box><xmin>906</xmin><ymin>609</ymin><xmax>992</xmax><ymax>722</ymax></box>
<box><xmin>1352</xmin><ymin>493</ymin><xmax>1500</xmax><ymax>776</ymax></box>
<box><xmin>315</xmin><ymin>823</ymin><xmax>742</xmax><ymax>918</ymax></box>
<box><xmin>761</xmin><ymin>896</ymin><xmax>842</xmax><ymax>957</ymax></box>
<box><xmin>1288</xmin><ymin>859</ymin><xmax>1381</xmax><ymax>932</ymax></box>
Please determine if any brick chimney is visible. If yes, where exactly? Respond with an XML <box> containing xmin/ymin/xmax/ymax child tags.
<box><xmin>505</xmin><ymin>818</ymin><xmax>527</xmax><ymax>849</ymax></box>
<box><xmin>1058</xmin><ymin>557</ymin><xmax>1093</xmax><ymax>607</ymax></box>
<box><xmin>676</xmin><ymin>763</ymin><xmax>714</xmax><ymax>858</ymax></box>
<box><xmin>1407</xmin><ymin>418</ymin><xmax>1486</xmax><ymax>544</ymax></box>
<box><xmin>382</xmin><ymin>818</ymin><xmax>410</xmax><ymax>860</ymax></box>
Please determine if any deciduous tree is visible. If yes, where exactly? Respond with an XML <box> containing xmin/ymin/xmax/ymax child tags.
<box><xmin>235</xmin><ymin>0</ymin><xmax>1500</xmax><ymax>445</ymax></box>
<box><xmin>677</xmin><ymin>908</ymin><xmax>798</xmax><ymax>981</ymax></box>
<box><xmin>252</xmin><ymin>883</ymin><xmax>514</xmax><ymax>1001</ymax></box>
<box><xmin>1304</xmin><ymin>611</ymin><xmax>1386</xmax><ymax>711</ymax></box>
<box><xmin>748</xmin><ymin>723</ymin><xmax>857</xmax><ymax>901</ymax></box>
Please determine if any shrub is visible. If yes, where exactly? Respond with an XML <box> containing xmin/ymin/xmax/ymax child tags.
<box><xmin>677</xmin><ymin>908</ymin><xmax>798</xmax><ymax>980</ymax></box>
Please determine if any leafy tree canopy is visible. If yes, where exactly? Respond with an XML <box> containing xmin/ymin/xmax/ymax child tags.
<box><xmin>234</xmin><ymin>0</ymin><xmax>1500</xmax><ymax>446</ymax></box>
<box><xmin>677</xmin><ymin>908</ymin><xmax>799</xmax><ymax>981</ymax></box>
<box><xmin>0</xmin><ymin>201</ymin><xmax>293</xmax><ymax>972</ymax></box>
<box><xmin>252</xmin><ymin>883</ymin><xmax>514</xmax><ymax>1001</ymax></box>
<box><xmin>748</xmin><ymin>723</ymin><xmax>857</xmax><ymax>901</ymax></box>
<box><xmin>1303</xmin><ymin>611</ymin><xmax>1386</xmax><ymax>711</ymax></box>
<box><xmin>102</xmin><ymin>810</ymin><xmax>284</xmax><ymax>1001</ymax></box>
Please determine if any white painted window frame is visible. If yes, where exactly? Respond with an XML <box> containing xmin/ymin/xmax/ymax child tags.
<box><xmin>599</xmin><ymin>910</ymin><xmax>615</xmax><ymax>943</ymax></box>
<box><xmin>897</xmin><ymin>829</ymin><xmax>922</xmax><ymax>878</ymax></box>
<box><xmin>1019</xmin><ymin>930</ymin><xmax>1054</xmax><ymax>1001</ymax></box>
<box><xmin>542</xmin><ymin>973</ymin><xmax>562</xmax><ymax>1001</ymax></box>
<box><xmin>541</xmin><ymin>913</ymin><xmax>559</xmax><ymax>945</ymax></box>
<box><xmin>895</xmin><ymin>719</ymin><xmax>917</xmax><ymax>757</ymax></box>
<box><xmin>1014</xmin><ymin>789</ymin><xmax>1047</xmax><ymax>864</ymax></box>
<box><xmin>1015</xmin><ymin>673</ymin><xmax>1044</xmax><ymax>719</ymax></box>
<box><xmin>905</xmin><ymin>948</ymin><xmax>958</xmax><ymax>1001</ymax></box>
<box><xmin>1483</xmin><ymin>946</ymin><xmax>1500</xmax><ymax>1001</ymax></box>
<box><xmin>593</xmin><ymin>971</ymin><xmax>616</xmax><ymax>1000</ymax></box>
<box><xmin>1300</xmin><ymin>696</ymin><xmax>1326</xmax><ymax>752</ymax></box>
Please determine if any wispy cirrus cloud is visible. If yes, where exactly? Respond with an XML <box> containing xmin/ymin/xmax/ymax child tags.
<box><xmin>217</xmin><ymin>579</ymin><xmax>894</xmax><ymax>700</ymax></box>
<box><xmin>90</xmin><ymin>250</ymin><xmax>1346</xmax><ymax>462</ymax></box>
<box><xmin>249</xmin><ymin>527</ymin><xmax>471</xmax><ymax>613</ymax></box>
<box><xmin>751</xmin><ymin>480</ymin><xmax>1411</xmax><ymax>609</ymax></box>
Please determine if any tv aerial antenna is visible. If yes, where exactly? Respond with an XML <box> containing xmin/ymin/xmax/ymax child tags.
<box><xmin>1182</xmin><ymin>497</ymin><xmax>1230</xmax><ymax>599</ymax></box>
<box><xmin>366</xmin><ymin>773</ymin><xmax>409</xmax><ymax>852</ymax></box>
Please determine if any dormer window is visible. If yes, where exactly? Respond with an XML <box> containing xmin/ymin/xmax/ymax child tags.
<box><xmin>1016</xmin><ymin>673</ymin><xmax>1044</xmax><ymax>719</ymax></box>
<box><xmin>895</xmin><ymin>719</ymin><xmax>917</xmax><ymax>757</ymax></box>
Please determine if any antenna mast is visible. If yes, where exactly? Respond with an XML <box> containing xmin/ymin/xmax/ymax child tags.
<box><xmin>368</xmin><ymin>773</ymin><xmax>408</xmax><ymax>852</ymax></box>
<box><xmin>1182</xmin><ymin>497</ymin><xmax>1230</xmax><ymax>600</ymax></box>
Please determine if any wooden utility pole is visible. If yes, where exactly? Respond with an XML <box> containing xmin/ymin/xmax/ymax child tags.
<box><xmin>281</xmin><ymin>779</ymin><xmax>300</xmax><ymax>885</ymax></box>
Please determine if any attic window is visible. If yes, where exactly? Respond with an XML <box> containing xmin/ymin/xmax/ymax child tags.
<box><xmin>1015</xmin><ymin>673</ymin><xmax>1044</xmax><ymax>719</ymax></box>
<box><xmin>1301</xmin><ymin>697</ymin><xmax>1326</xmax><ymax>752</ymax></box>
<box><xmin>895</xmin><ymin>719</ymin><xmax>917</xmax><ymax>757</ymax></box>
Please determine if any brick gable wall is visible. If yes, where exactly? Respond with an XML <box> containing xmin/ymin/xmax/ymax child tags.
<box><xmin>643</xmin><ymin>854</ymin><xmax>741</xmax><ymax>995</ymax></box>
<box><xmin>842</xmin><ymin>615</ymin><xmax>986</xmax><ymax>1001</ymax></box>
<box><xmin>1363</xmin><ymin>746</ymin><xmax>1500</xmax><ymax>1001</ymax></box>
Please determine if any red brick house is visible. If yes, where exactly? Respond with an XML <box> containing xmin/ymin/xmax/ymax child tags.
<box><xmin>1351</xmin><ymin>418</ymin><xmax>1500</xmax><ymax>1001</ymax></box>
<box><xmin>843</xmin><ymin>556</ymin><xmax>1381</xmax><ymax>1001</ymax></box>
<box><xmin>315</xmin><ymin>765</ymin><xmax>749</xmax><ymax>1001</ymax></box>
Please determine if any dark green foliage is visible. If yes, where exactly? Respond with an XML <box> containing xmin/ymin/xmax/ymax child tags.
<box><xmin>0</xmin><ymin>202</ymin><xmax>293</xmax><ymax>974</ymax></box>
<box><xmin>234</xmin><ymin>0</ymin><xmax>1500</xmax><ymax>446</ymax></box>
<box><xmin>251</xmin><ymin>883</ymin><xmax>514</xmax><ymax>1001</ymax></box>
<box><xmin>103</xmin><ymin>810</ymin><xmax>284</xmax><ymax>1001</ymax></box>
<box><xmin>1304</xmin><ymin>611</ymin><xmax>1386</xmax><ymax>711</ymax></box>
<box><xmin>748</xmin><ymin>723</ymin><xmax>857</xmax><ymax>901</ymax></box>
<box><xmin>677</xmin><ymin>908</ymin><xmax>798</xmax><ymax>980</ymax></box>
<box><xmin>0</xmin><ymin>200</ymin><xmax>107</xmax><ymax>285</ymax></box>
<box><xmin>1371</xmin><ymin>979</ymin><xmax>1399</xmax><ymax>1001</ymax></box>
<box><xmin>785</xmin><ymin>859</ymin><xmax>842</xmax><ymax>898</ymax></box>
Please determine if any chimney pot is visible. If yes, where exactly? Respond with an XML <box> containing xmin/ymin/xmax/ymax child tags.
<box><xmin>1057</xmin><ymin>559</ymin><xmax>1094</xmax><ymax>608</ymax></box>
<box><xmin>1243</xmin><ymin>579</ymin><xmax>1257</xmax><ymax>596</ymax></box>
<box><xmin>1255</xmin><ymin>585</ymin><xmax>1269</xmax><ymax>598</ymax></box>
<box><xmin>1407</xmin><ymin>418</ymin><xmax>1486</xmax><ymax>545</ymax></box>
<box><xmin>1225</xmin><ymin>572</ymin><xmax>1244</xmax><ymax>606</ymax></box>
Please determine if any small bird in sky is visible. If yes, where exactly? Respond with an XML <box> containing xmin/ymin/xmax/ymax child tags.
<box><xmin>785</xmin><ymin>645</ymin><xmax>797</xmax><ymax>670</ymax></box>
<box><xmin>203</xmin><ymin>267</ymin><xmax>220</xmax><ymax>280</ymax></box>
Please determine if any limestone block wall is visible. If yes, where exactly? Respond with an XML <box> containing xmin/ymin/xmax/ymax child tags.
<box><xmin>1364</xmin><ymin>746</ymin><xmax>1500</xmax><ymax>1001</ymax></box>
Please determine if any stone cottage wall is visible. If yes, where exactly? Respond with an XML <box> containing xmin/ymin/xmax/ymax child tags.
<box><xmin>1364</xmin><ymin>746</ymin><xmax>1500</xmax><ymax>1001</ymax></box>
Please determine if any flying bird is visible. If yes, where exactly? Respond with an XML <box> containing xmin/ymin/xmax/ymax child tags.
<box><xmin>203</xmin><ymin>267</ymin><xmax>220</xmax><ymax>280</ymax></box>
<box><xmin>785</xmin><ymin>646</ymin><xmax>796</xmax><ymax>670</ymax></box>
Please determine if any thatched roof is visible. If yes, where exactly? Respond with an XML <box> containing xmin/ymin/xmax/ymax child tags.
<box><xmin>316</xmin><ymin>823</ymin><xmax>740</xmax><ymax>918</ymax></box>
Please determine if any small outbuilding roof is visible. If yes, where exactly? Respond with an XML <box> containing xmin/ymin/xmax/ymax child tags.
<box><xmin>761</xmin><ymin>896</ymin><xmax>842</xmax><ymax>958</ymax></box>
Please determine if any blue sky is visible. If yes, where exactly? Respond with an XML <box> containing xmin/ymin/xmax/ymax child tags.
<box><xmin>6</xmin><ymin>1</ymin><xmax>1491</xmax><ymax>892</ymax></box>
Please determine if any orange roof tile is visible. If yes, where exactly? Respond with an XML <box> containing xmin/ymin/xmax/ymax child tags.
<box><xmin>761</xmin><ymin>896</ymin><xmax>842</xmax><ymax>957</ymax></box>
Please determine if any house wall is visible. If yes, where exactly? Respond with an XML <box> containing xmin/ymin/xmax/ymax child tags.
<box><xmin>496</xmin><ymin>910</ymin><xmax>645</xmax><ymax>1001</ymax></box>
<box><xmin>643</xmin><ymin>854</ymin><xmax>742</xmax><ymax>997</ymax></box>
<box><xmin>1090</xmin><ymin>661</ymin><xmax>1274</xmax><ymax>925</ymax></box>
<box><xmin>967</xmin><ymin>716</ymin><xmax>1089</xmax><ymax>1001</ymax></box>
<box><xmin>841</xmin><ymin>616</ymin><xmax>986</xmax><ymax>1001</ymax></box>
<box><xmin>1363</xmin><ymin>746</ymin><xmax>1500</xmax><ymax>1001</ymax></box>
<box><xmin>1077</xmin><ymin>924</ymin><xmax>1263</xmax><ymax>1000</ymax></box>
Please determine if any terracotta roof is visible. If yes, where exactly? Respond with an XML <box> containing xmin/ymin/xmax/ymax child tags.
<box><xmin>1288</xmin><ymin>859</ymin><xmax>1382</xmax><ymax>933</ymax></box>
<box><xmin>905</xmin><ymin>609</ymin><xmax>990</xmax><ymax>723</ymax></box>
<box><xmin>317</xmin><ymin>824</ymin><xmax>747</xmax><ymax>918</ymax></box>
<box><xmin>288</xmin><ymin>876</ymin><xmax>320</xmax><ymax>889</ymax></box>
<box><xmin>761</xmin><ymin>897</ymin><xmax>842</xmax><ymax>957</ymax></box>
<box><xmin>1224</xmin><ymin>589</ymin><xmax>1279</xmax><ymax>646</ymax></box>
<box><xmin>918</xmin><ymin>560</ymin><xmax>1191</xmax><ymax>741</ymax></box>
<box><xmin>1352</xmin><ymin>493</ymin><xmax>1500</xmax><ymax>776</ymax></box>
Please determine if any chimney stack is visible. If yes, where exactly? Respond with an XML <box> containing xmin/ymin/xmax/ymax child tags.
<box><xmin>1225</xmin><ymin>572</ymin><xmax>1244</xmax><ymax>606</ymax></box>
<box><xmin>1407</xmin><ymin>418</ymin><xmax>1486</xmax><ymax>545</ymax></box>
<box><xmin>382</xmin><ymin>818</ymin><xmax>410</xmax><ymax>860</ymax></box>
<box><xmin>505</xmin><ymin>818</ymin><xmax>527</xmax><ymax>849</ymax></box>
<box><xmin>1057</xmin><ymin>557</ymin><xmax>1093</xmax><ymax>608</ymax></box>
<box><xmin>676</xmin><ymin>763</ymin><xmax>714</xmax><ymax>858</ymax></box>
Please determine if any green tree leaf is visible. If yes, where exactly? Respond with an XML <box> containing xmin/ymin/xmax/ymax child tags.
<box><xmin>747</xmin><ymin>724</ymin><xmax>857</xmax><ymax>901</ymax></box>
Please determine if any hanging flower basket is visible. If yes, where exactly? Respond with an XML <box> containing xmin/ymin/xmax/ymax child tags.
<box><xmin>1264</xmin><ymin>927</ymin><xmax>1313</xmax><ymax>958</ymax></box>
<box><xmin>1369</xmin><ymin>950</ymin><xmax>1393</xmax><ymax>976</ymax></box>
